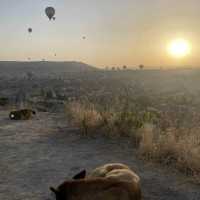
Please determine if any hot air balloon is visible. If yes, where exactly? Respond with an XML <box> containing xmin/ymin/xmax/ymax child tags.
<box><xmin>45</xmin><ymin>7</ymin><xmax>55</xmax><ymax>20</ymax></box>
<box><xmin>28</xmin><ymin>28</ymin><xmax>32</xmax><ymax>33</ymax></box>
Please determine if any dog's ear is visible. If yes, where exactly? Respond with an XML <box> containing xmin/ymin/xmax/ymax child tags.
<box><xmin>73</xmin><ymin>170</ymin><xmax>86</xmax><ymax>179</ymax></box>
<box><xmin>50</xmin><ymin>187</ymin><xmax>58</xmax><ymax>195</ymax></box>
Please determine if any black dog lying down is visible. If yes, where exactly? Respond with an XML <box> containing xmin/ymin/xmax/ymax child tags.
<box><xmin>50</xmin><ymin>163</ymin><xmax>142</xmax><ymax>200</ymax></box>
<box><xmin>9</xmin><ymin>109</ymin><xmax>36</xmax><ymax>120</ymax></box>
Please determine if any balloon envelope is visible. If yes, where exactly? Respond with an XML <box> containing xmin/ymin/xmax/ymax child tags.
<box><xmin>45</xmin><ymin>7</ymin><xmax>55</xmax><ymax>20</ymax></box>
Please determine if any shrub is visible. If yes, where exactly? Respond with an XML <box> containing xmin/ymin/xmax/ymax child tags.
<box><xmin>139</xmin><ymin>126</ymin><xmax>200</xmax><ymax>182</ymax></box>
<box><xmin>65</xmin><ymin>102</ymin><xmax>101</xmax><ymax>135</ymax></box>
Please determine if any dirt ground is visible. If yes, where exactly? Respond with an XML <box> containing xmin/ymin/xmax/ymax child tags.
<box><xmin>0</xmin><ymin>110</ymin><xmax>199</xmax><ymax>200</ymax></box>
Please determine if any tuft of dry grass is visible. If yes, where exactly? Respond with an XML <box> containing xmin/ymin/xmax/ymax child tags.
<box><xmin>139</xmin><ymin>126</ymin><xmax>200</xmax><ymax>182</ymax></box>
<box><xmin>65</xmin><ymin>102</ymin><xmax>102</xmax><ymax>135</ymax></box>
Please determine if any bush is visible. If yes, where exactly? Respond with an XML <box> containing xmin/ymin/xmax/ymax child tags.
<box><xmin>65</xmin><ymin>99</ymin><xmax>157</xmax><ymax>137</ymax></box>
<box><xmin>139</xmin><ymin>126</ymin><xmax>200</xmax><ymax>182</ymax></box>
<box><xmin>65</xmin><ymin>102</ymin><xmax>101</xmax><ymax>135</ymax></box>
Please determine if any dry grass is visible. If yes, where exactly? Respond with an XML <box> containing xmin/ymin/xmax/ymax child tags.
<box><xmin>65</xmin><ymin>102</ymin><xmax>102</xmax><ymax>135</ymax></box>
<box><xmin>65</xmin><ymin>101</ymin><xmax>147</xmax><ymax>138</ymax></box>
<box><xmin>65</xmin><ymin>97</ymin><xmax>200</xmax><ymax>182</ymax></box>
<box><xmin>139</xmin><ymin>125</ymin><xmax>200</xmax><ymax>182</ymax></box>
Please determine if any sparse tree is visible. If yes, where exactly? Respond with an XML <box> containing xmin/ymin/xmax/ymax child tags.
<box><xmin>139</xmin><ymin>64</ymin><xmax>144</xmax><ymax>70</ymax></box>
<box><xmin>112</xmin><ymin>67</ymin><xmax>115</xmax><ymax>71</ymax></box>
<box><xmin>123</xmin><ymin>65</ymin><xmax>127</xmax><ymax>70</ymax></box>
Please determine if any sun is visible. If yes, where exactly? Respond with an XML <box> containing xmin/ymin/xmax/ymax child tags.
<box><xmin>167</xmin><ymin>38</ymin><xmax>191</xmax><ymax>58</ymax></box>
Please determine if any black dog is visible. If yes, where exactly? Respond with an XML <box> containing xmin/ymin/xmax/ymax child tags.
<box><xmin>9</xmin><ymin>109</ymin><xmax>36</xmax><ymax>120</ymax></box>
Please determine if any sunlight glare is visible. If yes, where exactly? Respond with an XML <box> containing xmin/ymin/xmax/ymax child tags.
<box><xmin>167</xmin><ymin>39</ymin><xmax>191</xmax><ymax>58</ymax></box>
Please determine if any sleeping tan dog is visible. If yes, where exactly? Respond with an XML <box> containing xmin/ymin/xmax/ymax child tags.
<box><xmin>50</xmin><ymin>163</ymin><xmax>142</xmax><ymax>200</ymax></box>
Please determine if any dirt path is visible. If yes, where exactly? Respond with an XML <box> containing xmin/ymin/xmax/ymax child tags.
<box><xmin>0</xmin><ymin>110</ymin><xmax>199</xmax><ymax>200</ymax></box>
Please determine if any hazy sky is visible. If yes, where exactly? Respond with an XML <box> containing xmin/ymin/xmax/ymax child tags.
<box><xmin>0</xmin><ymin>0</ymin><xmax>200</xmax><ymax>67</ymax></box>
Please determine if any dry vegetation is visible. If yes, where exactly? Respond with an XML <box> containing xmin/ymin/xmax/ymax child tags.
<box><xmin>64</xmin><ymin>70</ymin><xmax>200</xmax><ymax>182</ymax></box>
<box><xmin>66</xmin><ymin>99</ymin><xmax>200</xmax><ymax>182</ymax></box>
<box><xmin>1</xmin><ymin>69</ymin><xmax>200</xmax><ymax>182</ymax></box>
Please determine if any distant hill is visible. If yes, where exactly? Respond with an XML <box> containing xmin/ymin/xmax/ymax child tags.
<box><xmin>0</xmin><ymin>61</ymin><xmax>97</xmax><ymax>77</ymax></box>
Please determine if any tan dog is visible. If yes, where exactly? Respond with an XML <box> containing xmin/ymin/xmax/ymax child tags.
<box><xmin>88</xmin><ymin>163</ymin><xmax>131</xmax><ymax>177</ymax></box>
<box><xmin>88</xmin><ymin>163</ymin><xmax>141</xmax><ymax>194</ymax></box>
<box><xmin>50</xmin><ymin>163</ymin><xmax>142</xmax><ymax>200</ymax></box>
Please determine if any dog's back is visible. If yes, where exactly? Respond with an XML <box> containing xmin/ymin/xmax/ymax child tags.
<box><xmin>88</xmin><ymin>163</ymin><xmax>130</xmax><ymax>178</ymax></box>
<box><xmin>88</xmin><ymin>163</ymin><xmax>141</xmax><ymax>199</ymax></box>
